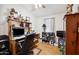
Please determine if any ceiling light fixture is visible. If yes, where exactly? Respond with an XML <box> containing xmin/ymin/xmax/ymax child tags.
<box><xmin>34</xmin><ymin>4</ymin><xmax>45</xmax><ymax>8</ymax></box>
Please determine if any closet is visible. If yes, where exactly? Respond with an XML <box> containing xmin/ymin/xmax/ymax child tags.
<box><xmin>65</xmin><ymin>13</ymin><xmax>79</xmax><ymax>55</ymax></box>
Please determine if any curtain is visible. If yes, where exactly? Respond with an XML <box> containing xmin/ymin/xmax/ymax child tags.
<box><xmin>44</xmin><ymin>17</ymin><xmax>55</xmax><ymax>32</ymax></box>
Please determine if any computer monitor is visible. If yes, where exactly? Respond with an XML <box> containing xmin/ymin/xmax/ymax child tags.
<box><xmin>56</xmin><ymin>31</ymin><xmax>65</xmax><ymax>37</ymax></box>
<box><xmin>12</xmin><ymin>27</ymin><xmax>25</xmax><ymax>37</ymax></box>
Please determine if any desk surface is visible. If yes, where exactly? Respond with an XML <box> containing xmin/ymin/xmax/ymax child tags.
<box><xmin>13</xmin><ymin>35</ymin><xmax>25</xmax><ymax>40</ymax></box>
<box><xmin>13</xmin><ymin>32</ymin><xmax>36</xmax><ymax>40</ymax></box>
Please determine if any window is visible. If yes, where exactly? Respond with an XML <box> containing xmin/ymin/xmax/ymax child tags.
<box><xmin>44</xmin><ymin>17</ymin><xmax>55</xmax><ymax>32</ymax></box>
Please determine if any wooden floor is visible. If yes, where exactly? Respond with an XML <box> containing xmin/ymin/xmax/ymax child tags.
<box><xmin>33</xmin><ymin>39</ymin><xmax>61</xmax><ymax>55</ymax></box>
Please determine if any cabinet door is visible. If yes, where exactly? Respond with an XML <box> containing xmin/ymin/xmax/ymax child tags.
<box><xmin>77</xmin><ymin>25</ymin><xmax>79</xmax><ymax>54</ymax></box>
<box><xmin>66</xmin><ymin>15</ymin><xmax>77</xmax><ymax>55</ymax></box>
<box><xmin>76</xmin><ymin>14</ymin><xmax>79</xmax><ymax>54</ymax></box>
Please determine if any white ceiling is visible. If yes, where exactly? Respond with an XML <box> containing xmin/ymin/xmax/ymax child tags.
<box><xmin>22</xmin><ymin>4</ymin><xmax>66</xmax><ymax>17</ymax></box>
<box><xmin>0</xmin><ymin>4</ymin><xmax>67</xmax><ymax>17</ymax></box>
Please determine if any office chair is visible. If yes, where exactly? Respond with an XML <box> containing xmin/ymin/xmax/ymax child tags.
<box><xmin>17</xmin><ymin>33</ymin><xmax>37</xmax><ymax>55</ymax></box>
<box><xmin>42</xmin><ymin>32</ymin><xmax>48</xmax><ymax>42</ymax></box>
<box><xmin>0</xmin><ymin>35</ymin><xmax>11</xmax><ymax>55</ymax></box>
<box><xmin>48</xmin><ymin>32</ymin><xmax>55</xmax><ymax>46</ymax></box>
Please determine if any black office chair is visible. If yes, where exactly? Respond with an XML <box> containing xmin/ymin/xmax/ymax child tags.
<box><xmin>17</xmin><ymin>33</ymin><xmax>36</xmax><ymax>55</ymax></box>
<box><xmin>0</xmin><ymin>35</ymin><xmax>11</xmax><ymax>55</ymax></box>
<box><xmin>47</xmin><ymin>32</ymin><xmax>55</xmax><ymax>45</ymax></box>
<box><xmin>16</xmin><ymin>38</ymin><xmax>25</xmax><ymax>54</ymax></box>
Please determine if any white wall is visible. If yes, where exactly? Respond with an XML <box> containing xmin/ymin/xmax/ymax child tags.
<box><xmin>0</xmin><ymin>4</ymin><xmax>35</xmax><ymax>35</ymax></box>
<box><xmin>33</xmin><ymin>17</ymin><xmax>44</xmax><ymax>37</ymax></box>
<box><xmin>0</xmin><ymin>4</ymin><xmax>65</xmax><ymax>37</ymax></box>
<box><xmin>32</xmin><ymin>13</ymin><xmax>65</xmax><ymax>44</ymax></box>
<box><xmin>33</xmin><ymin>13</ymin><xmax>65</xmax><ymax>38</ymax></box>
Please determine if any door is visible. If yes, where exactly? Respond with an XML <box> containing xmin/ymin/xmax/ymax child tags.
<box><xmin>66</xmin><ymin>14</ymin><xmax>77</xmax><ymax>55</ymax></box>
